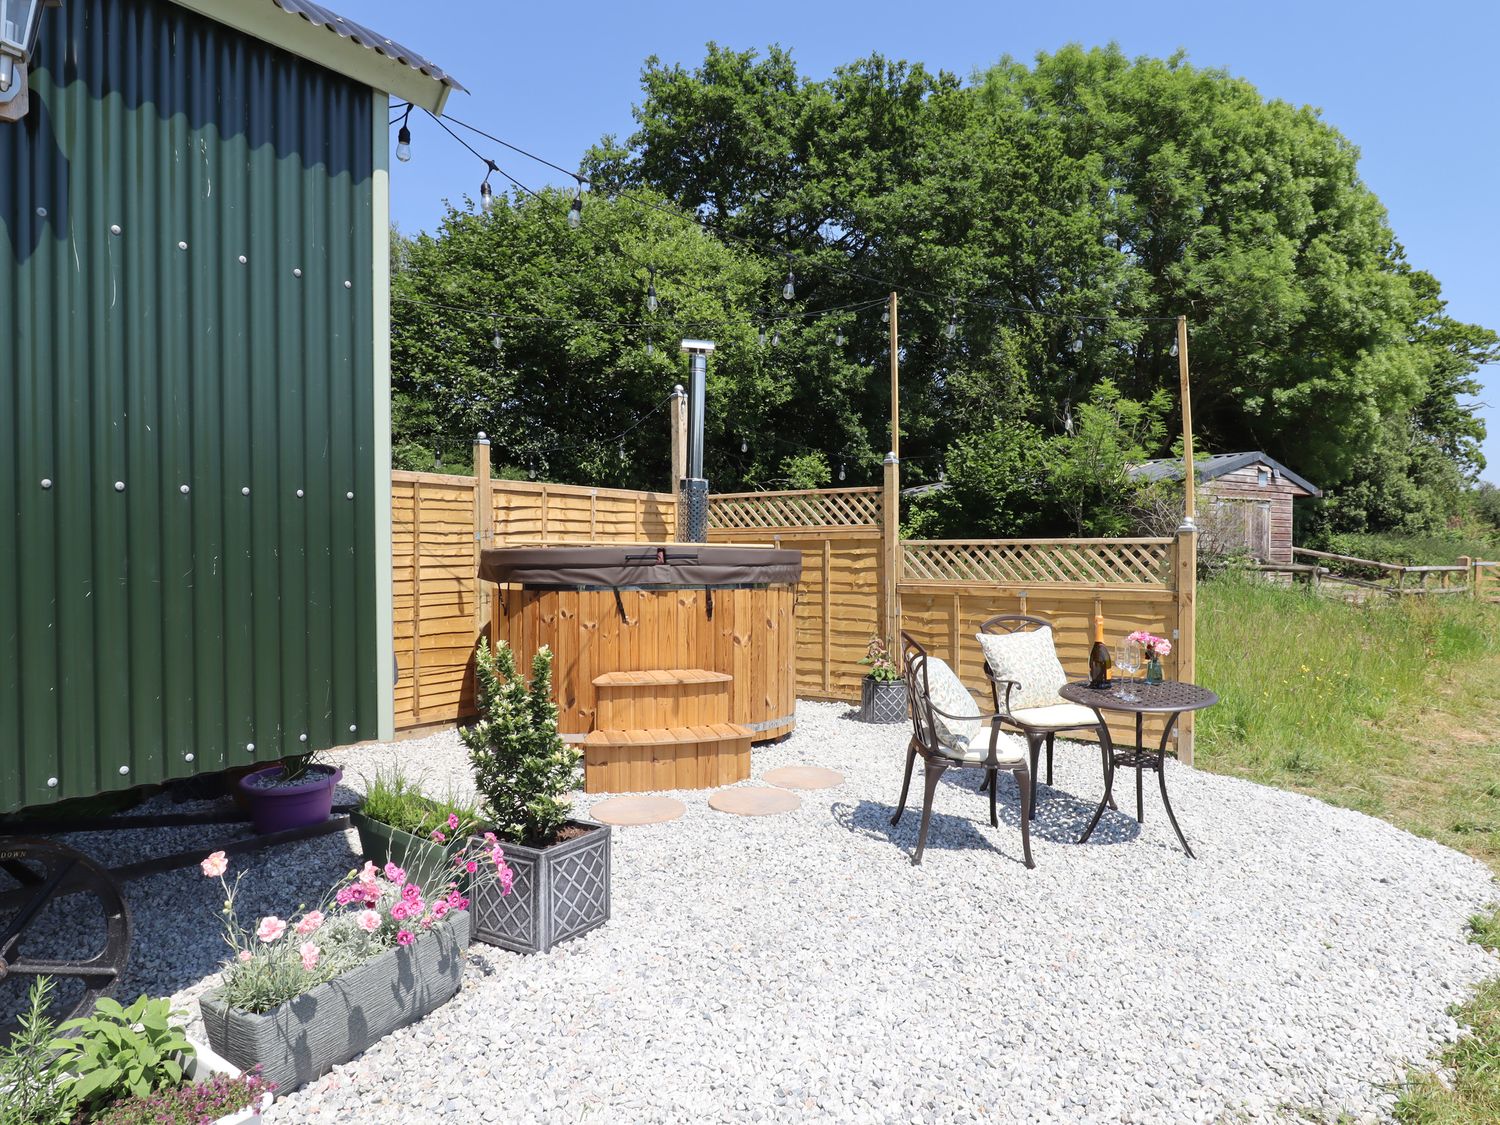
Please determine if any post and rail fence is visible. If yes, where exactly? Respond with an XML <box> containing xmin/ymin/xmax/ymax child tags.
<box><xmin>1286</xmin><ymin>548</ymin><xmax>1477</xmax><ymax>598</ymax></box>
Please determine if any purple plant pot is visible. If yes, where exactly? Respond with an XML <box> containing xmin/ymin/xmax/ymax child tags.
<box><xmin>236</xmin><ymin>765</ymin><xmax>343</xmax><ymax>834</ymax></box>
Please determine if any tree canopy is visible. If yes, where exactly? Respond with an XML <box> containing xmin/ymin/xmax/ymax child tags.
<box><xmin>392</xmin><ymin>42</ymin><xmax>1497</xmax><ymax>540</ymax></box>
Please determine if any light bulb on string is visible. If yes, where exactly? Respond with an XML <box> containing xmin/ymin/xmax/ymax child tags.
<box><xmin>479</xmin><ymin>159</ymin><xmax>499</xmax><ymax>213</ymax></box>
<box><xmin>838</xmin><ymin>462</ymin><xmax>846</xmax><ymax>482</ymax></box>
<box><xmin>395</xmin><ymin>106</ymin><xmax>413</xmax><ymax>162</ymax></box>
<box><xmin>1071</xmin><ymin>335</ymin><xmax>1084</xmax><ymax>353</ymax></box>
<box><xmin>646</xmin><ymin>334</ymin><xmax>654</xmax><ymax>357</ymax></box>
<box><xmin>938</xmin><ymin>464</ymin><xmax>946</xmax><ymax>484</ymax></box>
<box><xmin>758</xmin><ymin>326</ymin><xmax>767</xmax><ymax>348</ymax></box>
<box><xmin>944</xmin><ymin>304</ymin><xmax>958</xmax><ymax>341</ymax></box>
<box><xmin>1169</xmin><ymin>339</ymin><xmax>1179</xmax><ymax>358</ymax></box>
<box><xmin>741</xmin><ymin>439</ymin><xmax>749</xmax><ymax>454</ymax></box>
<box><xmin>782</xmin><ymin>258</ymin><xmax>796</xmax><ymax>301</ymax></box>
<box><xmin>881</xmin><ymin>307</ymin><xmax>890</xmax><ymax>325</ymax></box>
<box><xmin>835</xmin><ymin>329</ymin><xmax>846</xmax><ymax>347</ymax></box>
<box><xmin>771</xmin><ymin>329</ymin><xmax>781</xmax><ymax>347</ymax></box>
<box><xmin>567</xmin><ymin>179</ymin><xmax>583</xmax><ymax>229</ymax></box>
<box><xmin>491</xmin><ymin>321</ymin><xmax>502</xmax><ymax>350</ymax></box>
<box><xmin>646</xmin><ymin>267</ymin><xmax>658</xmax><ymax>314</ymax></box>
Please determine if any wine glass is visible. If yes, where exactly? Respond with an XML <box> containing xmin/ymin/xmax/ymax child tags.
<box><xmin>1115</xmin><ymin>639</ymin><xmax>1140</xmax><ymax>701</ymax></box>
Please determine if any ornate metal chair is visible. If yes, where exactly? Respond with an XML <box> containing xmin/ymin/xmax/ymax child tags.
<box><xmin>975</xmin><ymin>613</ymin><xmax>1110</xmax><ymax>819</ymax></box>
<box><xmin>891</xmin><ymin>633</ymin><xmax>1034</xmax><ymax>868</ymax></box>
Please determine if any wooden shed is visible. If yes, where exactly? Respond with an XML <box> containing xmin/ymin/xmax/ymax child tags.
<box><xmin>1130</xmin><ymin>452</ymin><xmax>1321</xmax><ymax>565</ymax></box>
<box><xmin>1</xmin><ymin>0</ymin><xmax>457</xmax><ymax>814</ymax></box>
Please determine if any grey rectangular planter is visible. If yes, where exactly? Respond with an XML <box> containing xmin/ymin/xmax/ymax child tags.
<box><xmin>470</xmin><ymin>820</ymin><xmax>610</xmax><ymax>954</ymax></box>
<box><xmin>199</xmin><ymin>911</ymin><xmax>470</xmax><ymax>1093</ymax></box>
<box><xmin>349</xmin><ymin>810</ymin><xmax>467</xmax><ymax>892</ymax></box>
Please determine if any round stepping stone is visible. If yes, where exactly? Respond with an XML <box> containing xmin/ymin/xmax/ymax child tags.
<box><xmin>708</xmin><ymin>786</ymin><xmax>801</xmax><ymax>817</ymax></box>
<box><xmin>589</xmin><ymin>795</ymin><xmax>686</xmax><ymax>826</ymax></box>
<box><xmin>763</xmin><ymin>765</ymin><xmax>844</xmax><ymax>791</ymax></box>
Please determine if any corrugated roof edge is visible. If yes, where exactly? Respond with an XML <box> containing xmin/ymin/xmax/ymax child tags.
<box><xmin>170</xmin><ymin>0</ymin><xmax>462</xmax><ymax>112</ymax></box>
<box><xmin>274</xmin><ymin>0</ymin><xmax>465</xmax><ymax>91</ymax></box>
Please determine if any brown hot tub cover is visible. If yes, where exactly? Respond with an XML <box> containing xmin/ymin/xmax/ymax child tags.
<box><xmin>478</xmin><ymin>545</ymin><xmax>802</xmax><ymax>588</ymax></box>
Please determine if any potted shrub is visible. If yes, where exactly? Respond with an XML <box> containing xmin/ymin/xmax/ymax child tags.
<box><xmin>91</xmin><ymin>1068</ymin><xmax>275</xmax><ymax>1125</ymax></box>
<box><xmin>858</xmin><ymin>636</ymin><xmax>908</xmax><ymax>723</ymax></box>
<box><xmin>461</xmin><ymin>641</ymin><xmax>611</xmax><ymax>955</ymax></box>
<box><xmin>349</xmin><ymin>767</ymin><xmax>483</xmax><ymax>890</ymax></box>
<box><xmin>196</xmin><ymin>841</ymin><xmax>511</xmax><ymax>1092</ymax></box>
<box><xmin>236</xmin><ymin>752</ymin><xmax>342</xmax><ymax>834</ymax></box>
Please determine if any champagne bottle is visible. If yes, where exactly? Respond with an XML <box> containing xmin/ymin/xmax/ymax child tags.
<box><xmin>1087</xmin><ymin>614</ymin><xmax>1113</xmax><ymax>689</ymax></box>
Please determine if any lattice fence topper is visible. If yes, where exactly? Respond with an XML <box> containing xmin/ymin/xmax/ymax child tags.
<box><xmin>902</xmin><ymin>539</ymin><xmax>1174</xmax><ymax>587</ymax></box>
<box><xmin>708</xmin><ymin>487</ymin><xmax>883</xmax><ymax>531</ymax></box>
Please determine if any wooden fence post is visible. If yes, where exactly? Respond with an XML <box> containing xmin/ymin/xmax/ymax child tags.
<box><xmin>1460</xmin><ymin>555</ymin><xmax>1474</xmax><ymax>598</ymax></box>
<box><xmin>1175</xmin><ymin>525</ymin><xmax>1197</xmax><ymax>765</ymax></box>
<box><xmin>882</xmin><ymin>452</ymin><xmax>901</xmax><ymax>647</ymax></box>
<box><xmin>473</xmin><ymin>434</ymin><xmax>492</xmax><ymax>640</ymax></box>
<box><xmin>670</xmin><ymin>384</ymin><xmax>687</xmax><ymax>518</ymax></box>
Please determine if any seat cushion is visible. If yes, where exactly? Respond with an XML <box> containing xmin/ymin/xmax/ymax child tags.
<box><xmin>975</xmin><ymin>627</ymin><xmax>1068</xmax><ymax>711</ymax></box>
<box><xmin>1008</xmin><ymin>702</ymin><xmax>1101</xmax><ymax>731</ymax></box>
<box><xmin>915</xmin><ymin>654</ymin><xmax>982</xmax><ymax>749</ymax></box>
<box><xmin>939</xmin><ymin>728</ymin><xmax>1026</xmax><ymax>766</ymax></box>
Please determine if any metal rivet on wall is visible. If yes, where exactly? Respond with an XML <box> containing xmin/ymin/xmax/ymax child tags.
<box><xmin>177</xmin><ymin>241</ymin><xmax>188</xmax><ymax>251</ymax></box>
<box><xmin>110</xmin><ymin>224</ymin><xmax>122</xmax><ymax>236</ymax></box>
<box><xmin>349</xmin><ymin>724</ymin><xmax>357</xmax><ymax>733</ymax></box>
<box><xmin>36</xmin><ymin>206</ymin><xmax>47</xmax><ymax>218</ymax></box>
<box><xmin>292</xmin><ymin>268</ymin><xmax>303</xmax><ymax>278</ymax></box>
<box><xmin>184</xmin><ymin>753</ymin><xmax>195</xmax><ymax>762</ymax></box>
<box><xmin>41</xmin><ymin>478</ymin><xmax>52</xmax><ymax>489</ymax></box>
<box><xmin>246</xmin><ymin>742</ymin><xmax>256</xmax><ymax>752</ymax></box>
<box><xmin>47</xmin><ymin>777</ymin><xmax>58</xmax><ymax>788</ymax></box>
<box><xmin>299</xmin><ymin>733</ymin><xmax>308</xmax><ymax>743</ymax></box>
<box><xmin>179</xmin><ymin>484</ymin><xmax>190</xmax><ymax>494</ymax></box>
<box><xmin>118</xmin><ymin>765</ymin><xmax>130</xmax><ymax>775</ymax></box>
<box><xmin>343</xmin><ymin>280</ymin><xmax>352</xmax><ymax>289</ymax></box>
<box><xmin>114</xmin><ymin>481</ymin><xmax>125</xmax><ymax>492</ymax></box>
<box><xmin>296</xmin><ymin>489</ymin><xmax>305</xmax><ymax>498</ymax></box>
<box><xmin>346</xmin><ymin>491</ymin><xmax>354</xmax><ymax>500</ymax></box>
<box><xmin>241</xmin><ymin>486</ymin><xmax>250</xmax><ymax>496</ymax></box>
<box><xmin>238</xmin><ymin>255</ymin><xmax>247</xmax><ymax>265</ymax></box>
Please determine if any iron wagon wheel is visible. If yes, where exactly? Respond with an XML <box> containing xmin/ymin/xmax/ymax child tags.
<box><xmin>0</xmin><ymin>836</ymin><xmax>131</xmax><ymax>1025</ymax></box>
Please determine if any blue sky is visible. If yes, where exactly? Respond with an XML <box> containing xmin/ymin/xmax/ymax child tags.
<box><xmin>355</xmin><ymin>0</ymin><xmax>1500</xmax><ymax>484</ymax></box>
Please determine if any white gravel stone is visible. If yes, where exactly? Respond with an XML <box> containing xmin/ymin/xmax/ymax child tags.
<box><xmin>29</xmin><ymin>702</ymin><xmax>1497</xmax><ymax>1123</ymax></box>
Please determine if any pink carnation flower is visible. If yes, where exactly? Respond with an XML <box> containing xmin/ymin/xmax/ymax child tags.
<box><xmin>448</xmin><ymin>813</ymin><xmax>460</xmax><ymax>831</ymax></box>
<box><xmin>483</xmin><ymin>831</ymin><xmax>497</xmax><ymax>845</ymax></box>
<box><xmin>359</xmin><ymin>861</ymin><xmax>379</xmax><ymax>885</ymax></box>
<box><xmin>256</xmin><ymin>916</ymin><xmax>286</xmax><ymax>944</ymax></box>
<box><xmin>402</xmin><ymin>882</ymin><xmax>421</xmax><ymax>902</ymax></box>
<box><xmin>237</xmin><ymin>950</ymin><xmax>253</xmax><ymax>963</ymax></box>
<box><xmin>299</xmin><ymin>942</ymin><xmax>320</xmax><ymax>971</ymax></box>
<box><xmin>396</xmin><ymin>930</ymin><xmax>414</xmax><ymax>946</ymax></box>
<box><xmin>356</xmin><ymin>909</ymin><xmax>381</xmax><ymax>933</ymax></box>
<box><xmin>430</xmin><ymin>829</ymin><xmax>446</xmax><ymax>843</ymax></box>
<box><xmin>447</xmin><ymin>890</ymin><xmax>464</xmax><ymax>910</ymax></box>
<box><xmin>296</xmin><ymin>911</ymin><xmax>324</xmax><ymax>936</ymax></box>
<box><xmin>432</xmin><ymin>900</ymin><xmax>450</xmax><ymax>921</ymax></box>
<box><xmin>390</xmin><ymin>900</ymin><xmax>410</xmax><ymax>921</ymax></box>
<box><xmin>200</xmin><ymin>851</ymin><xmax>229</xmax><ymax>878</ymax></box>
<box><xmin>499</xmin><ymin>867</ymin><xmax>514</xmax><ymax>895</ymax></box>
<box><xmin>383</xmin><ymin>862</ymin><xmax>406</xmax><ymax>886</ymax></box>
<box><xmin>465</xmin><ymin>860</ymin><xmax>478</xmax><ymax>874</ymax></box>
<box><xmin>335</xmin><ymin>886</ymin><xmax>357</xmax><ymax>907</ymax></box>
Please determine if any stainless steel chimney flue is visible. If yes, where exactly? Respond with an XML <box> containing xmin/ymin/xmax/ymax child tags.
<box><xmin>678</xmin><ymin>339</ymin><xmax>715</xmax><ymax>542</ymax></box>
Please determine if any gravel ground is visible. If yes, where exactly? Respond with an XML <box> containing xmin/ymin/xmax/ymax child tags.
<box><xmin>29</xmin><ymin>701</ymin><xmax>1498</xmax><ymax>1124</ymax></box>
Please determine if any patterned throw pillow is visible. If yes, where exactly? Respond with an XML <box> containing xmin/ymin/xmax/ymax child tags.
<box><xmin>916</xmin><ymin>654</ymin><xmax>982</xmax><ymax>749</ymax></box>
<box><xmin>975</xmin><ymin>627</ymin><xmax>1067</xmax><ymax>711</ymax></box>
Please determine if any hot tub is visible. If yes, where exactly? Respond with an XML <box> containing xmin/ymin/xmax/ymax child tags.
<box><xmin>478</xmin><ymin>544</ymin><xmax>802</xmax><ymax>792</ymax></box>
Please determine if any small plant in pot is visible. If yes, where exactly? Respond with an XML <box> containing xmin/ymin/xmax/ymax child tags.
<box><xmin>349</xmin><ymin>768</ymin><xmax>484</xmax><ymax>892</ymax></box>
<box><xmin>858</xmin><ymin>636</ymin><xmax>908</xmax><ymax>724</ymax></box>
<box><xmin>461</xmin><ymin>640</ymin><xmax>611</xmax><ymax>955</ymax></box>
<box><xmin>236</xmin><ymin>752</ymin><xmax>342</xmax><ymax>835</ymax></box>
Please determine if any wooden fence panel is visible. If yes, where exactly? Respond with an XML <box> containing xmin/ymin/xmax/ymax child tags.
<box><xmin>1478</xmin><ymin>561</ymin><xmax>1500</xmax><ymax>602</ymax></box>
<box><xmin>393</xmin><ymin>471</ymin><xmax>677</xmax><ymax>729</ymax></box>
<box><xmin>709</xmin><ymin>487</ymin><xmax>881</xmax><ymax>534</ymax></box>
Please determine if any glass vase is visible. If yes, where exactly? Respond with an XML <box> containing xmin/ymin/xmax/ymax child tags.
<box><xmin>1145</xmin><ymin>656</ymin><xmax>1164</xmax><ymax>684</ymax></box>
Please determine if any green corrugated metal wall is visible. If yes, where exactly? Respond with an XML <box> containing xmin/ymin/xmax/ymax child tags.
<box><xmin>0</xmin><ymin>0</ymin><xmax>379</xmax><ymax>814</ymax></box>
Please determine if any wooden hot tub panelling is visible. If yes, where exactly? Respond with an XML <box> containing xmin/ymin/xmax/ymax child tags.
<box><xmin>491</xmin><ymin>585</ymin><xmax>796</xmax><ymax>741</ymax></box>
<box><xmin>481</xmin><ymin>545</ymin><xmax>800</xmax><ymax>793</ymax></box>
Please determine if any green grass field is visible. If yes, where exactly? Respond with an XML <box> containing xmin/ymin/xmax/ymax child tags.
<box><xmin>1196</xmin><ymin>576</ymin><xmax>1500</xmax><ymax>1122</ymax></box>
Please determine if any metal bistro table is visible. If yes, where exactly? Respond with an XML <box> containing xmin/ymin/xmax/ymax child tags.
<box><xmin>1059</xmin><ymin>679</ymin><xmax>1218</xmax><ymax>858</ymax></box>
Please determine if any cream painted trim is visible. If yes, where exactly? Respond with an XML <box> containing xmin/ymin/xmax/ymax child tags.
<box><xmin>371</xmin><ymin>91</ymin><xmax>396</xmax><ymax>740</ymax></box>
<box><xmin>167</xmin><ymin>0</ymin><xmax>452</xmax><ymax>112</ymax></box>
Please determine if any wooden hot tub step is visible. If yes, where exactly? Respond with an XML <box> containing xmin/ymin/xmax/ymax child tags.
<box><xmin>592</xmin><ymin>669</ymin><xmax>733</xmax><ymax>687</ymax></box>
<box><xmin>593</xmin><ymin>669</ymin><xmax>733</xmax><ymax>729</ymax></box>
<box><xmin>582</xmin><ymin>723</ymin><xmax>753</xmax><ymax>793</ymax></box>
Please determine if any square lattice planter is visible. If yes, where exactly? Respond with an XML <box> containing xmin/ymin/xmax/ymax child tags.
<box><xmin>858</xmin><ymin>677</ymin><xmax>909</xmax><ymax>724</ymax></box>
<box><xmin>470</xmin><ymin>820</ymin><xmax>611</xmax><ymax>954</ymax></box>
<box><xmin>199</xmin><ymin>912</ymin><xmax>470</xmax><ymax>1093</ymax></box>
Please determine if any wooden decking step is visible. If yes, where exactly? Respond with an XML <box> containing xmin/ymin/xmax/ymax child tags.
<box><xmin>582</xmin><ymin>722</ymin><xmax>752</xmax><ymax>747</ymax></box>
<box><xmin>592</xmin><ymin>669</ymin><xmax>733</xmax><ymax>688</ymax></box>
